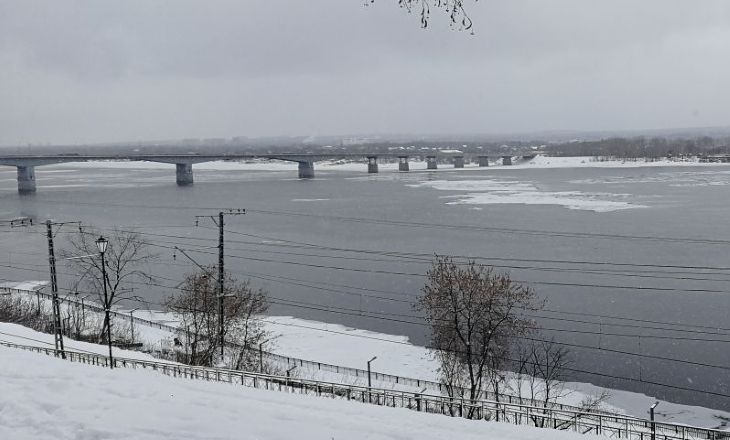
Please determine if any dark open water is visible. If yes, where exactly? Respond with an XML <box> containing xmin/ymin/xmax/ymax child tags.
<box><xmin>1</xmin><ymin>161</ymin><xmax>729</xmax><ymax>409</ymax></box>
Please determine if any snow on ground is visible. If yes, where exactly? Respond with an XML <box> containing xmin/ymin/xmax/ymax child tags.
<box><xmin>0</xmin><ymin>281</ymin><xmax>48</xmax><ymax>292</ymax></box>
<box><xmin>566</xmin><ymin>380</ymin><xmax>730</xmax><ymax>430</ymax></box>
<box><xmin>491</xmin><ymin>155</ymin><xmax>719</xmax><ymax>170</ymax></box>
<box><xmin>0</xmin><ymin>322</ymin><xmax>162</xmax><ymax>362</ymax></box>
<box><xmin>264</xmin><ymin>316</ymin><xmax>438</xmax><ymax>381</ymax></box>
<box><xmin>0</xmin><ymin>345</ymin><xmax>585</xmax><ymax>440</ymax></box>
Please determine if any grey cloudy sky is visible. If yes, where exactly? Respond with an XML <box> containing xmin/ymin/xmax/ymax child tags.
<box><xmin>1</xmin><ymin>0</ymin><xmax>729</xmax><ymax>145</ymax></box>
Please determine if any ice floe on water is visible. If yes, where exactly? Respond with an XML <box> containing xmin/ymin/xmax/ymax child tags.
<box><xmin>408</xmin><ymin>179</ymin><xmax>646</xmax><ymax>212</ymax></box>
<box><xmin>570</xmin><ymin>170</ymin><xmax>730</xmax><ymax>187</ymax></box>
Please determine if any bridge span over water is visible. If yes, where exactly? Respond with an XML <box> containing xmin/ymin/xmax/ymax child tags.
<box><xmin>0</xmin><ymin>152</ymin><xmax>531</xmax><ymax>194</ymax></box>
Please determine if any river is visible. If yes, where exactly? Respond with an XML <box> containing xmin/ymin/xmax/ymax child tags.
<box><xmin>1</xmin><ymin>158</ymin><xmax>729</xmax><ymax>410</ymax></box>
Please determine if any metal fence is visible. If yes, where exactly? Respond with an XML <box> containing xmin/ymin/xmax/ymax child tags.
<box><xmin>0</xmin><ymin>340</ymin><xmax>725</xmax><ymax>440</ymax></box>
<box><xmin>40</xmin><ymin>291</ymin><xmax>593</xmax><ymax>412</ymax></box>
<box><xmin>18</xmin><ymin>290</ymin><xmax>725</xmax><ymax>425</ymax></box>
<box><xmin>20</xmin><ymin>290</ymin><xmax>658</xmax><ymax>417</ymax></box>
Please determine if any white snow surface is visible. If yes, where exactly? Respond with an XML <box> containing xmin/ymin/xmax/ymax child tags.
<box><xmin>264</xmin><ymin>316</ymin><xmax>439</xmax><ymax>380</ymax></box>
<box><xmin>0</xmin><ymin>344</ymin><xmax>586</xmax><ymax>440</ymax></box>
<box><xmin>0</xmin><ymin>280</ymin><xmax>48</xmax><ymax>292</ymax></box>
<box><xmin>0</xmin><ymin>322</ymin><xmax>161</xmax><ymax>362</ymax></box>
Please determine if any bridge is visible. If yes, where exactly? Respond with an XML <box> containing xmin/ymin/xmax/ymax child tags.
<box><xmin>0</xmin><ymin>152</ymin><xmax>532</xmax><ymax>194</ymax></box>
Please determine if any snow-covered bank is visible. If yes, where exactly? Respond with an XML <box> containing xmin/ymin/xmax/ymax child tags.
<box><xmin>489</xmin><ymin>155</ymin><xmax>722</xmax><ymax>170</ymax></box>
<box><xmin>260</xmin><ymin>317</ymin><xmax>730</xmax><ymax>429</ymax></box>
<box><xmin>0</xmin><ymin>345</ymin><xmax>585</xmax><ymax>440</ymax></box>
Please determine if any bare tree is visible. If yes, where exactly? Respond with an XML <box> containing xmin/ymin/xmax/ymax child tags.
<box><xmin>434</xmin><ymin>348</ymin><xmax>470</xmax><ymax>416</ymax></box>
<box><xmin>532</xmin><ymin>338</ymin><xmax>572</xmax><ymax>411</ymax></box>
<box><xmin>579</xmin><ymin>390</ymin><xmax>613</xmax><ymax>413</ymax></box>
<box><xmin>415</xmin><ymin>255</ymin><xmax>541</xmax><ymax>418</ymax></box>
<box><xmin>165</xmin><ymin>266</ymin><xmax>269</xmax><ymax>368</ymax></box>
<box><xmin>369</xmin><ymin>0</ymin><xmax>473</xmax><ymax>30</ymax></box>
<box><xmin>513</xmin><ymin>338</ymin><xmax>573</xmax><ymax>427</ymax></box>
<box><xmin>60</xmin><ymin>227</ymin><xmax>157</xmax><ymax>343</ymax></box>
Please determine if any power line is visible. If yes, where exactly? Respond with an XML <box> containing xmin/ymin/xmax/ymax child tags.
<box><xmin>6</xmin><ymin>251</ymin><xmax>730</xmax><ymax>336</ymax></box>
<box><xmin>18</xmin><ymin>198</ymin><xmax>730</xmax><ymax>246</ymax></box>
<box><xmin>4</xmin><ymin>278</ymin><xmax>728</xmax><ymax>399</ymax></box>
<box><xmin>37</xmin><ymin>223</ymin><xmax>730</xmax><ymax>280</ymax></box>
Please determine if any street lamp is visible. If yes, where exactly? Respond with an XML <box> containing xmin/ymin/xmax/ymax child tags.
<box><xmin>286</xmin><ymin>365</ymin><xmax>297</xmax><ymax>378</ymax></box>
<box><xmin>286</xmin><ymin>365</ymin><xmax>297</xmax><ymax>390</ymax></box>
<box><xmin>96</xmin><ymin>236</ymin><xmax>113</xmax><ymax>369</ymax></box>
<box><xmin>367</xmin><ymin>356</ymin><xmax>377</xmax><ymax>388</ymax></box>
<box><xmin>650</xmin><ymin>401</ymin><xmax>660</xmax><ymax>440</ymax></box>
<box><xmin>128</xmin><ymin>307</ymin><xmax>141</xmax><ymax>345</ymax></box>
<box><xmin>258</xmin><ymin>338</ymin><xmax>273</xmax><ymax>374</ymax></box>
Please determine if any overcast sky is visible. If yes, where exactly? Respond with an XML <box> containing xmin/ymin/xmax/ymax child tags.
<box><xmin>1</xmin><ymin>0</ymin><xmax>729</xmax><ymax>145</ymax></box>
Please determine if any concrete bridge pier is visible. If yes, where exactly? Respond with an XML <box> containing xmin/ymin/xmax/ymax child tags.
<box><xmin>453</xmin><ymin>156</ymin><xmax>465</xmax><ymax>168</ymax></box>
<box><xmin>426</xmin><ymin>156</ymin><xmax>438</xmax><ymax>170</ymax></box>
<box><xmin>176</xmin><ymin>163</ymin><xmax>194</xmax><ymax>186</ymax></box>
<box><xmin>17</xmin><ymin>165</ymin><xmax>36</xmax><ymax>195</ymax></box>
<box><xmin>502</xmin><ymin>156</ymin><xmax>513</xmax><ymax>166</ymax></box>
<box><xmin>298</xmin><ymin>161</ymin><xmax>315</xmax><ymax>179</ymax></box>
<box><xmin>398</xmin><ymin>156</ymin><xmax>409</xmax><ymax>172</ymax></box>
<box><xmin>478</xmin><ymin>156</ymin><xmax>490</xmax><ymax>167</ymax></box>
<box><xmin>367</xmin><ymin>156</ymin><xmax>379</xmax><ymax>173</ymax></box>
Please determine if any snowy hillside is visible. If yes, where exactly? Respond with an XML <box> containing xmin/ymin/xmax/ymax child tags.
<box><xmin>0</xmin><ymin>344</ymin><xmax>587</xmax><ymax>440</ymax></box>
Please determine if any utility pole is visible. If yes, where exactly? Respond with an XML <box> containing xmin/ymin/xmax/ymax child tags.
<box><xmin>218</xmin><ymin>211</ymin><xmax>224</xmax><ymax>358</ymax></box>
<box><xmin>43</xmin><ymin>220</ymin><xmax>83</xmax><ymax>360</ymax></box>
<box><xmin>195</xmin><ymin>209</ymin><xmax>245</xmax><ymax>363</ymax></box>
<box><xmin>46</xmin><ymin>220</ymin><xmax>66</xmax><ymax>359</ymax></box>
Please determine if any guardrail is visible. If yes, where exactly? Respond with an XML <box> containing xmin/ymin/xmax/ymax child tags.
<box><xmin>0</xmin><ymin>340</ymin><xmax>725</xmax><ymax>440</ymax></box>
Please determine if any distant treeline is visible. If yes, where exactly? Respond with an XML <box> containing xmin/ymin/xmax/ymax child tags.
<box><xmin>543</xmin><ymin>136</ymin><xmax>730</xmax><ymax>158</ymax></box>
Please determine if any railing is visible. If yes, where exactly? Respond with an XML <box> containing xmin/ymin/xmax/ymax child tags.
<box><xmin>0</xmin><ymin>340</ymin><xmax>725</xmax><ymax>440</ymax></box>
<box><xmin>20</xmin><ymin>290</ymin><xmax>656</xmax><ymax>417</ymax></box>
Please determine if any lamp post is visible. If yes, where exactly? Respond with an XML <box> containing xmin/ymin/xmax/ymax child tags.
<box><xmin>96</xmin><ymin>236</ymin><xmax>113</xmax><ymax>369</ymax></box>
<box><xmin>367</xmin><ymin>356</ymin><xmax>377</xmax><ymax>404</ymax></box>
<box><xmin>258</xmin><ymin>338</ymin><xmax>273</xmax><ymax>374</ymax></box>
<box><xmin>286</xmin><ymin>366</ymin><xmax>297</xmax><ymax>390</ymax></box>
<box><xmin>129</xmin><ymin>308</ymin><xmax>141</xmax><ymax>345</ymax></box>
<box><xmin>367</xmin><ymin>356</ymin><xmax>377</xmax><ymax>388</ymax></box>
<box><xmin>650</xmin><ymin>401</ymin><xmax>660</xmax><ymax>440</ymax></box>
<box><xmin>286</xmin><ymin>365</ymin><xmax>297</xmax><ymax>378</ymax></box>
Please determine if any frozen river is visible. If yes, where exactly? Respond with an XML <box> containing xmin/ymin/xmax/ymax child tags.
<box><xmin>1</xmin><ymin>157</ymin><xmax>729</xmax><ymax>410</ymax></box>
